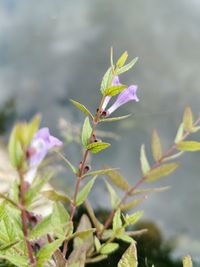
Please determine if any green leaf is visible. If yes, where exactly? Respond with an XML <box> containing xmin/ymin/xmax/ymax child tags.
<box><xmin>0</xmin><ymin>253</ymin><xmax>29</xmax><ymax>267</ymax></box>
<box><xmin>51</xmin><ymin>202</ymin><xmax>70</xmax><ymax>236</ymax></box>
<box><xmin>82</xmin><ymin>168</ymin><xmax>119</xmax><ymax>179</ymax></box>
<box><xmin>131</xmin><ymin>186</ymin><xmax>170</xmax><ymax>196</ymax></box>
<box><xmin>175</xmin><ymin>123</ymin><xmax>184</xmax><ymax>144</ymax></box>
<box><xmin>73</xmin><ymin>214</ymin><xmax>94</xmax><ymax>255</ymax></box>
<box><xmin>82</xmin><ymin>117</ymin><xmax>92</xmax><ymax>147</ymax></box>
<box><xmin>176</xmin><ymin>141</ymin><xmax>200</xmax><ymax>151</ymax></box>
<box><xmin>117</xmin><ymin>57</ymin><xmax>138</xmax><ymax>75</ymax></box>
<box><xmin>37</xmin><ymin>237</ymin><xmax>64</xmax><ymax>265</ymax></box>
<box><xmin>29</xmin><ymin>215</ymin><xmax>52</xmax><ymax>240</ymax></box>
<box><xmin>192</xmin><ymin>126</ymin><xmax>200</xmax><ymax>133</ymax></box>
<box><xmin>42</xmin><ymin>190</ymin><xmax>71</xmax><ymax>203</ymax></box>
<box><xmin>105</xmin><ymin>168</ymin><xmax>130</xmax><ymax>191</ymax></box>
<box><xmin>8</xmin><ymin>125</ymin><xmax>23</xmax><ymax>168</ymax></box>
<box><xmin>94</xmin><ymin>236</ymin><xmax>101</xmax><ymax>252</ymax></box>
<box><xmin>145</xmin><ymin>163</ymin><xmax>179</xmax><ymax>182</ymax></box>
<box><xmin>100</xmin><ymin>243</ymin><xmax>119</xmax><ymax>255</ymax></box>
<box><xmin>101</xmin><ymin>67</ymin><xmax>113</xmax><ymax>91</ymax></box>
<box><xmin>102</xmin><ymin>85</ymin><xmax>127</xmax><ymax>96</ymax></box>
<box><xmin>87</xmin><ymin>142</ymin><xmax>111</xmax><ymax>154</ymax></box>
<box><xmin>124</xmin><ymin>211</ymin><xmax>143</xmax><ymax>225</ymax></box>
<box><xmin>140</xmin><ymin>144</ymin><xmax>150</xmax><ymax>174</ymax></box>
<box><xmin>76</xmin><ymin>177</ymin><xmax>96</xmax><ymax>206</ymax></box>
<box><xmin>163</xmin><ymin>151</ymin><xmax>184</xmax><ymax>161</ymax></box>
<box><xmin>183</xmin><ymin>106</ymin><xmax>193</xmax><ymax>132</ymax></box>
<box><xmin>117</xmin><ymin>233</ymin><xmax>134</xmax><ymax>243</ymax></box>
<box><xmin>182</xmin><ymin>255</ymin><xmax>193</xmax><ymax>267</ymax></box>
<box><xmin>120</xmin><ymin>197</ymin><xmax>146</xmax><ymax>211</ymax></box>
<box><xmin>25</xmin><ymin>114</ymin><xmax>41</xmax><ymax>146</ymax></box>
<box><xmin>100</xmin><ymin>114</ymin><xmax>132</xmax><ymax>123</ymax></box>
<box><xmin>116</xmin><ymin>51</ymin><xmax>128</xmax><ymax>68</ymax></box>
<box><xmin>86</xmin><ymin>255</ymin><xmax>108</xmax><ymax>264</ymax></box>
<box><xmin>118</xmin><ymin>243</ymin><xmax>138</xmax><ymax>267</ymax></box>
<box><xmin>56</xmin><ymin>151</ymin><xmax>77</xmax><ymax>174</ymax></box>
<box><xmin>70</xmin><ymin>99</ymin><xmax>94</xmax><ymax>119</ymax></box>
<box><xmin>105</xmin><ymin>181</ymin><xmax>120</xmax><ymax>208</ymax></box>
<box><xmin>113</xmin><ymin>209</ymin><xmax>122</xmax><ymax>232</ymax></box>
<box><xmin>25</xmin><ymin>173</ymin><xmax>52</xmax><ymax>206</ymax></box>
<box><xmin>151</xmin><ymin>129</ymin><xmax>162</xmax><ymax>162</ymax></box>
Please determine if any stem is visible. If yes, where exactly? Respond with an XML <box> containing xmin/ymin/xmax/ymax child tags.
<box><xmin>62</xmin><ymin>96</ymin><xmax>106</xmax><ymax>256</ymax></box>
<box><xmin>100</xmin><ymin>116</ymin><xmax>200</xmax><ymax>236</ymax></box>
<box><xmin>18</xmin><ymin>169</ymin><xmax>36</xmax><ymax>266</ymax></box>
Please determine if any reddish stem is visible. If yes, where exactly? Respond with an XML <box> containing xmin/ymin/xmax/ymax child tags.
<box><xmin>18</xmin><ymin>169</ymin><xmax>36</xmax><ymax>266</ymax></box>
<box><xmin>101</xmin><ymin>116</ymin><xmax>200</xmax><ymax>235</ymax></box>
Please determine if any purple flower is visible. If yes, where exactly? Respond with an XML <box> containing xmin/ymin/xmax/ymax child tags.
<box><xmin>25</xmin><ymin>128</ymin><xmax>62</xmax><ymax>183</ymax></box>
<box><xmin>102</xmin><ymin>76</ymin><xmax>121</xmax><ymax>111</ymax></box>
<box><xmin>106</xmin><ymin>85</ymin><xmax>139</xmax><ymax>116</ymax></box>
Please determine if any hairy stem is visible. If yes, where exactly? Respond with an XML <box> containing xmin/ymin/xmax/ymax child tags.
<box><xmin>18</xmin><ymin>169</ymin><xmax>36</xmax><ymax>266</ymax></box>
<box><xmin>62</xmin><ymin>96</ymin><xmax>106</xmax><ymax>256</ymax></box>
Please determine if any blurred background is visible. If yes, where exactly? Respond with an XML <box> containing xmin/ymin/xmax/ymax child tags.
<box><xmin>0</xmin><ymin>0</ymin><xmax>200</xmax><ymax>262</ymax></box>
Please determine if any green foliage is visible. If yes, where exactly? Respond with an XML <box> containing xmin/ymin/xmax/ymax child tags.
<box><xmin>102</xmin><ymin>85</ymin><xmax>127</xmax><ymax>96</ymax></box>
<box><xmin>82</xmin><ymin>117</ymin><xmax>92</xmax><ymax>147</ymax></box>
<box><xmin>70</xmin><ymin>99</ymin><xmax>94</xmax><ymax>120</ymax></box>
<box><xmin>1</xmin><ymin>51</ymin><xmax>200</xmax><ymax>267</ymax></box>
<box><xmin>86</xmin><ymin>142</ymin><xmax>111</xmax><ymax>154</ymax></box>
<box><xmin>118</xmin><ymin>243</ymin><xmax>138</xmax><ymax>267</ymax></box>
<box><xmin>145</xmin><ymin>163</ymin><xmax>179</xmax><ymax>182</ymax></box>
<box><xmin>76</xmin><ymin>177</ymin><xmax>96</xmax><ymax>206</ymax></box>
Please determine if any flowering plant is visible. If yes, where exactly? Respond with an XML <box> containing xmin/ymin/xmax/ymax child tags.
<box><xmin>0</xmin><ymin>50</ymin><xmax>199</xmax><ymax>267</ymax></box>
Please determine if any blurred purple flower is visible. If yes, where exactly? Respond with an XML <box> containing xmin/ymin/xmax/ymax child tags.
<box><xmin>102</xmin><ymin>76</ymin><xmax>121</xmax><ymax>110</ymax></box>
<box><xmin>106</xmin><ymin>85</ymin><xmax>139</xmax><ymax>115</ymax></box>
<box><xmin>25</xmin><ymin>128</ymin><xmax>62</xmax><ymax>183</ymax></box>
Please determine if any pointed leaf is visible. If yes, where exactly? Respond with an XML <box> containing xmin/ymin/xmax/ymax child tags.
<box><xmin>100</xmin><ymin>243</ymin><xmax>119</xmax><ymax>255</ymax></box>
<box><xmin>140</xmin><ymin>144</ymin><xmax>150</xmax><ymax>174</ymax></box>
<box><xmin>145</xmin><ymin>163</ymin><xmax>179</xmax><ymax>182</ymax></box>
<box><xmin>118</xmin><ymin>243</ymin><xmax>138</xmax><ymax>267</ymax></box>
<box><xmin>183</xmin><ymin>255</ymin><xmax>193</xmax><ymax>267</ymax></box>
<box><xmin>82</xmin><ymin>168</ymin><xmax>119</xmax><ymax>179</ymax></box>
<box><xmin>175</xmin><ymin>123</ymin><xmax>184</xmax><ymax>144</ymax></box>
<box><xmin>42</xmin><ymin>190</ymin><xmax>71</xmax><ymax>203</ymax></box>
<box><xmin>177</xmin><ymin>141</ymin><xmax>200</xmax><ymax>151</ymax></box>
<box><xmin>132</xmin><ymin>186</ymin><xmax>170</xmax><ymax>196</ymax></box>
<box><xmin>117</xmin><ymin>51</ymin><xmax>128</xmax><ymax>68</ymax></box>
<box><xmin>105</xmin><ymin>168</ymin><xmax>130</xmax><ymax>191</ymax></box>
<box><xmin>29</xmin><ymin>215</ymin><xmax>52</xmax><ymax>240</ymax></box>
<box><xmin>94</xmin><ymin>236</ymin><xmax>101</xmax><ymax>252</ymax></box>
<box><xmin>82</xmin><ymin>117</ymin><xmax>92</xmax><ymax>147</ymax></box>
<box><xmin>86</xmin><ymin>255</ymin><xmax>108</xmax><ymax>263</ymax></box>
<box><xmin>183</xmin><ymin>106</ymin><xmax>193</xmax><ymax>132</ymax></box>
<box><xmin>100</xmin><ymin>114</ymin><xmax>132</xmax><ymax>123</ymax></box>
<box><xmin>151</xmin><ymin>129</ymin><xmax>162</xmax><ymax>162</ymax></box>
<box><xmin>56</xmin><ymin>152</ymin><xmax>77</xmax><ymax>174</ymax></box>
<box><xmin>105</xmin><ymin>181</ymin><xmax>120</xmax><ymax>208</ymax></box>
<box><xmin>101</xmin><ymin>67</ymin><xmax>113</xmax><ymax>91</ymax></box>
<box><xmin>8</xmin><ymin>125</ymin><xmax>23</xmax><ymax>168</ymax></box>
<box><xmin>117</xmin><ymin>57</ymin><xmax>138</xmax><ymax>75</ymax></box>
<box><xmin>70</xmin><ymin>99</ymin><xmax>94</xmax><ymax>119</ymax></box>
<box><xmin>113</xmin><ymin>209</ymin><xmax>122</xmax><ymax>232</ymax></box>
<box><xmin>51</xmin><ymin>202</ymin><xmax>70</xmax><ymax>233</ymax></box>
<box><xmin>117</xmin><ymin>233</ymin><xmax>134</xmax><ymax>243</ymax></box>
<box><xmin>37</xmin><ymin>237</ymin><xmax>65</xmax><ymax>265</ymax></box>
<box><xmin>102</xmin><ymin>85</ymin><xmax>127</xmax><ymax>96</ymax></box>
<box><xmin>120</xmin><ymin>197</ymin><xmax>146</xmax><ymax>211</ymax></box>
<box><xmin>87</xmin><ymin>142</ymin><xmax>110</xmax><ymax>154</ymax></box>
<box><xmin>124</xmin><ymin>211</ymin><xmax>143</xmax><ymax>225</ymax></box>
<box><xmin>76</xmin><ymin>177</ymin><xmax>96</xmax><ymax>206</ymax></box>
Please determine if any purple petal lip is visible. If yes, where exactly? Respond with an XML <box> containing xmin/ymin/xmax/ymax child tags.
<box><xmin>106</xmin><ymin>85</ymin><xmax>139</xmax><ymax>115</ymax></box>
<box><xmin>28</xmin><ymin>127</ymin><xmax>62</xmax><ymax>168</ymax></box>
